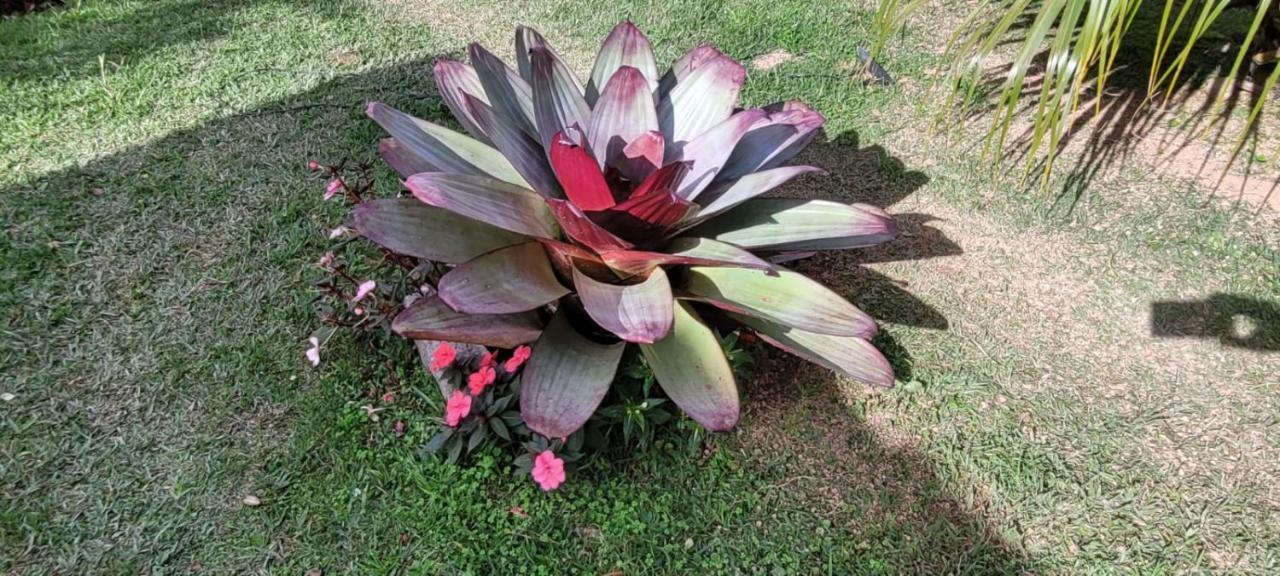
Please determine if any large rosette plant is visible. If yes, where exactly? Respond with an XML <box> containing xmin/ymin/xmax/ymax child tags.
<box><xmin>352</xmin><ymin>22</ymin><xmax>898</xmax><ymax>440</ymax></box>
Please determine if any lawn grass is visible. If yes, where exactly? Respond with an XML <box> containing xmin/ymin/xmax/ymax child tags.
<box><xmin>3</xmin><ymin>0</ymin><xmax>1278</xmax><ymax>574</ymax></box>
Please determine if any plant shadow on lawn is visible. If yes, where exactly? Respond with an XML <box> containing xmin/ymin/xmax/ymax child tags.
<box><xmin>3</xmin><ymin>45</ymin><xmax>1027</xmax><ymax>570</ymax></box>
<box><xmin>718</xmin><ymin>130</ymin><xmax>1035</xmax><ymax>572</ymax></box>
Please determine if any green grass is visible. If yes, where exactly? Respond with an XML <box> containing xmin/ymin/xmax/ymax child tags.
<box><xmin>3</xmin><ymin>0</ymin><xmax>1278</xmax><ymax>574</ymax></box>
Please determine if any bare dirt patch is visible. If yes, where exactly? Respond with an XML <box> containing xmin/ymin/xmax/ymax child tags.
<box><xmin>749</xmin><ymin>49</ymin><xmax>796</xmax><ymax>71</ymax></box>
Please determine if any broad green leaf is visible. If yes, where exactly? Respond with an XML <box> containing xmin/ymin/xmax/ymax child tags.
<box><xmin>405</xmin><ymin>172</ymin><xmax>559</xmax><ymax>239</ymax></box>
<box><xmin>681</xmin><ymin>266</ymin><xmax>876</xmax><ymax>337</ymax></box>
<box><xmin>365</xmin><ymin>102</ymin><xmax>528</xmax><ymax>187</ymax></box>
<box><xmin>640</xmin><ymin>301</ymin><xmax>739</xmax><ymax>431</ymax></box>
<box><xmin>662</xmin><ymin>237</ymin><xmax>774</xmax><ymax>270</ymax></box>
<box><xmin>352</xmin><ymin>198</ymin><xmax>526</xmax><ymax>263</ymax></box>
<box><xmin>438</xmin><ymin>242</ymin><xmax>569</xmax><ymax>314</ymax></box>
<box><xmin>687</xmin><ymin>199</ymin><xmax>896</xmax><ymax>251</ymax></box>
<box><xmin>730</xmin><ymin>313</ymin><xmax>894</xmax><ymax>388</ymax></box>
<box><xmin>393</xmin><ymin>296</ymin><xmax>543</xmax><ymax>348</ymax></box>
<box><xmin>520</xmin><ymin>309</ymin><xmax>625</xmax><ymax>438</ymax></box>
<box><xmin>573</xmin><ymin>266</ymin><xmax>674</xmax><ymax>343</ymax></box>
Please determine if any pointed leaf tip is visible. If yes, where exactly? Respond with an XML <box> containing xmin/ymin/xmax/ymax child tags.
<box><xmin>641</xmin><ymin>301</ymin><xmax>739</xmax><ymax>431</ymax></box>
<box><xmin>520</xmin><ymin>309</ymin><xmax>625</xmax><ymax>438</ymax></box>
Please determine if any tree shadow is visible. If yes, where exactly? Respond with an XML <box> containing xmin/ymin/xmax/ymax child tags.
<box><xmin>1151</xmin><ymin>293</ymin><xmax>1280</xmax><ymax>351</ymax></box>
<box><xmin>953</xmin><ymin>3</ymin><xmax>1278</xmax><ymax>212</ymax></box>
<box><xmin>0</xmin><ymin>0</ymin><xmax>372</xmax><ymax>82</ymax></box>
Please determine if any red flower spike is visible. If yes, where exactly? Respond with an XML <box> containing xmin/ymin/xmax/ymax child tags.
<box><xmin>549</xmin><ymin>128</ymin><xmax>616</xmax><ymax>211</ymax></box>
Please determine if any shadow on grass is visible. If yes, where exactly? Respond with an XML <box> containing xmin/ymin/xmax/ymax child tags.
<box><xmin>2</xmin><ymin>44</ymin><xmax>1021</xmax><ymax>571</ymax></box>
<box><xmin>794</xmin><ymin>130</ymin><xmax>957</xmax><ymax>330</ymax></box>
<box><xmin>736</xmin><ymin>351</ymin><xmax>1034</xmax><ymax>573</ymax></box>
<box><xmin>952</xmin><ymin>3</ymin><xmax>1279</xmax><ymax>212</ymax></box>
<box><xmin>1152</xmin><ymin>293</ymin><xmax>1280</xmax><ymax>351</ymax></box>
<box><xmin>719</xmin><ymin>129</ymin><xmax>1030</xmax><ymax>572</ymax></box>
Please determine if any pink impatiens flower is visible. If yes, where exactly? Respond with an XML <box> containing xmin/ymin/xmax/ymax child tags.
<box><xmin>324</xmin><ymin>178</ymin><xmax>344</xmax><ymax>200</ymax></box>
<box><xmin>444</xmin><ymin>390</ymin><xmax>471</xmax><ymax>427</ymax></box>
<box><xmin>467</xmin><ymin>366</ymin><xmax>496</xmax><ymax>395</ymax></box>
<box><xmin>317</xmin><ymin>251</ymin><xmax>335</xmax><ymax>268</ymax></box>
<box><xmin>531</xmin><ymin>450</ymin><xmax>565</xmax><ymax>491</ymax></box>
<box><xmin>504</xmin><ymin>345</ymin><xmax>532</xmax><ymax>373</ymax></box>
<box><xmin>478</xmin><ymin>349</ymin><xmax>497</xmax><ymax>369</ymax></box>
<box><xmin>307</xmin><ymin>159</ymin><xmax>322</xmax><ymax>172</ymax></box>
<box><xmin>353</xmin><ymin>280</ymin><xmax>376</xmax><ymax>302</ymax></box>
<box><xmin>430</xmin><ymin>343</ymin><xmax>456</xmax><ymax>371</ymax></box>
<box><xmin>305</xmin><ymin>337</ymin><xmax>321</xmax><ymax>367</ymax></box>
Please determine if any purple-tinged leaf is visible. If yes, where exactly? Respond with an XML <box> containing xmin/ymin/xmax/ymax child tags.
<box><xmin>586</xmin><ymin>21</ymin><xmax>659</xmax><ymax>105</ymax></box>
<box><xmin>681</xmin><ymin>266</ymin><xmax>877</xmax><ymax>337</ymax></box>
<box><xmin>598</xmin><ymin>244</ymin><xmax>771</xmax><ymax>279</ymax></box>
<box><xmin>438</xmin><ymin>242</ymin><xmax>569</xmax><ymax>314</ymax></box>
<box><xmin>656</xmin><ymin>44</ymin><xmax>723</xmax><ymax>100</ymax></box>
<box><xmin>366</xmin><ymin>102</ymin><xmax>528</xmax><ymax>187</ymax></box>
<box><xmin>640</xmin><ymin>301</ymin><xmax>739</xmax><ymax>431</ymax></box>
<box><xmin>717</xmin><ymin>101</ymin><xmax>825</xmax><ymax>182</ymax></box>
<box><xmin>514</xmin><ymin>25</ymin><xmax>550</xmax><ymax>82</ymax></box>
<box><xmin>469</xmin><ymin>43</ymin><xmax>537</xmax><ymax>137</ymax></box>
<box><xmin>393</xmin><ymin>295</ymin><xmax>543</xmax><ymax>348</ymax></box>
<box><xmin>686</xmin><ymin>199</ymin><xmax>897</xmax><ymax>251</ymax></box>
<box><xmin>433</xmin><ymin>59</ymin><xmax>492</xmax><ymax>144</ymax></box>
<box><xmin>694</xmin><ymin>165</ymin><xmax>825</xmax><ymax>218</ymax></box>
<box><xmin>378</xmin><ymin>138</ymin><xmax>434</xmax><ymax>178</ymax></box>
<box><xmin>406</xmin><ymin>173</ymin><xmax>559</xmax><ymax>239</ymax></box>
<box><xmin>549</xmin><ymin>128</ymin><xmax>616</xmax><ymax>210</ymax></box>
<box><xmin>465</xmin><ymin>94</ymin><xmax>561</xmax><ymax>198</ymax></box>
<box><xmin>545</xmin><ymin>198</ymin><xmax>633</xmax><ymax>252</ymax></box>
<box><xmin>670</xmin><ymin>108</ymin><xmax>766</xmax><ymax>200</ymax></box>
<box><xmin>521</xmin><ymin>308</ymin><xmax>625</xmax><ymax>438</ymax></box>
<box><xmin>352</xmin><ymin>198</ymin><xmax>525</xmax><ymax>263</ymax></box>
<box><xmin>573</xmin><ymin>266</ymin><xmax>674</xmax><ymax>343</ymax></box>
<box><xmin>589</xmin><ymin>66</ymin><xmax>660</xmax><ymax>173</ymax></box>
<box><xmin>614</xmin><ymin>130</ymin><xmax>664</xmax><ymax>184</ymax></box>
<box><xmin>530</xmin><ymin>46</ymin><xmax>590</xmax><ymax>152</ymax></box>
<box><xmin>656</xmin><ymin>45</ymin><xmax>745</xmax><ymax>145</ymax></box>
<box><xmin>540</xmin><ymin>239</ymin><xmax>620</xmax><ymax>282</ymax></box>
<box><xmin>661</xmin><ymin>237</ymin><xmax>774</xmax><ymax>270</ymax></box>
<box><xmin>730</xmin><ymin>313</ymin><xmax>894</xmax><ymax>388</ymax></box>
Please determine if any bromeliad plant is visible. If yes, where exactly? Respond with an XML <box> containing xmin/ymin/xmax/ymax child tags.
<box><xmin>352</xmin><ymin>21</ymin><xmax>898</xmax><ymax>443</ymax></box>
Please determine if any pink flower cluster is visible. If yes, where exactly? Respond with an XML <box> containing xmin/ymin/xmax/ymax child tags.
<box><xmin>436</xmin><ymin>343</ymin><xmax>534</xmax><ymax>427</ymax></box>
<box><xmin>431</xmin><ymin>343</ymin><xmax>563</xmax><ymax>490</ymax></box>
